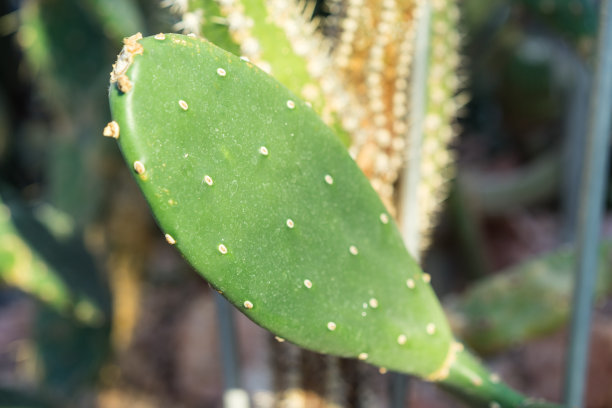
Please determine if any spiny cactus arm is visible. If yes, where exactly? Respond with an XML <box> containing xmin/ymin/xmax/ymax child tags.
<box><xmin>106</xmin><ymin>34</ymin><xmax>561</xmax><ymax>407</ymax></box>
<box><xmin>400</xmin><ymin>0</ymin><xmax>463</xmax><ymax>254</ymax></box>
<box><xmin>330</xmin><ymin>0</ymin><xmax>420</xmax><ymax>213</ymax></box>
<box><xmin>164</xmin><ymin>0</ymin><xmax>240</xmax><ymax>54</ymax></box>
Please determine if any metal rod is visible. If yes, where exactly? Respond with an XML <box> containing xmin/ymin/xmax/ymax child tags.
<box><xmin>215</xmin><ymin>291</ymin><xmax>250</xmax><ymax>408</ymax></box>
<box><xmin>393</xmin><ymin>2</ymin><xmax>432</xmax><ymax>406</ymax></box>
<box><xmin>564</xmin><ymin>0</ymin><xmax>612</xmax><ymax>405</ymax></box>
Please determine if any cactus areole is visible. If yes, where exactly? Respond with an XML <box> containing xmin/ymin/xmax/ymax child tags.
<box><xmin>108</xmin><ymin>34</ymin><xmax>558</xmax><ymax>408</ymax></box>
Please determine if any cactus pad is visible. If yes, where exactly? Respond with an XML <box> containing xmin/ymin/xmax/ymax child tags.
<box><xmin>108</xmin><ymin>33</ymin><xmax>452</xmax><ymax>377</ymax></box>
<box><xmin>107</xmin><ymin>34</ymin><xmax>561</xmax><ymax>407</ymax></box>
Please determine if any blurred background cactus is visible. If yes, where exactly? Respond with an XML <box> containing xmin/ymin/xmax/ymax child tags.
<box><xmin>0</xmin><ymin>0</ymin><xmax>611</xmax><ymax>407</ymax></box>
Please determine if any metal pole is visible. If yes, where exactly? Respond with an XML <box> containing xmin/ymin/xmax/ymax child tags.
<box><xmin>215</xmin><ymin>292</ymin><xmax>250</xmax><ymax>408</ymax></box>
<box><xmin>564</xmin><ymin>0</ymin><xmax>612</xmax><ymax>405</ymax></box>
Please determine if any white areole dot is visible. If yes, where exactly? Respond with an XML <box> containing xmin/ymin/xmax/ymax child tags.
<box><xmin>178</xmin><ymin>100</ymin><xmax>189</xmax><ymax>110</ymax></box>
<box><xmin>204</xmin><ymin>175</ymin><xmax>214</xmax><ymax>186</ymax></box>
<box><xmin>217</xmin><ymin>67</ymin><xmax>226</xmax><ymax>77</ymax></box>
<box><xmin>397</xmin><ymin>334</ymin><xmax>407</xmax><ymax>345</ymax></box>
<box><xmin>303</xmin><ymin>279</ymin><xmax>312</xmax><ymax>288</ymax></box>
<box><xmin>426</xmin><ymin>323</ymin><xmax>436</xmax><ymax>335</ymax></box>
<box><xmin>327</xmin><ymin>321</ymin><xmax>336</xmax><ymax>331</ymax></box>
<box><xmin>380</xmin><ymin>213</ymin><xmax>389</xmax><ymax>224</ymax></box>
<box><xmin>349</xmin><ymin>245</ymin><xmax>358</xmax><ymax>255</ymax></box>
<box><xmin>218</xmin><ymin>244</ymin><xmax>228</xmax><ymax>254</ymax></box>
<box><xmin>286</xmin><ymin>100</ymin><xmax>295</xmax><ymax>109</ymax></box>
<box><xmin>358</xmin><ymin>353</ymin><xmax>368</xmax><ymax>360</ymax></box>
<box><xmin>325</xmin><ymin>174</ymin><xmax>334</xmax><ymax>185</ymax></box>
<box><xmin>243</xmin><ymin>300</ymin><xmax>253</xmax><ymax>309</ymax></box>
<box><xmin>406</xmin><ymin>279</ymin><xmax>415</xmax><ymax>289</ymax></box>
<box><xmin>133</xmin><ymin>161</ymin><xmax>145</xmax><ymax>174</ymax></box>
<box><xmin>369</xmin><ymin>298</ymin><xmax>378</xmax><ymax>308</ymax></box>
<box><xmin>165</xmin><ymin>234</ymin><xmax>176</xmax><ymax>245</ymax></box>
<box><xmin>259</xmin><ymin>146</ymin><xmax>269</xmax><ymax>156</ymax></box>
<box><xmin>286</xmin><ymin>219</ymin><xmax>295</xmax><ymax>228</ymax></box>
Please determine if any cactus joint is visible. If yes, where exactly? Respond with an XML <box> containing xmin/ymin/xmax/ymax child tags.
<box><xmin>426</xmin><ymin>341</ymin><xmax>464</xmax><ymax>382</ymax></box>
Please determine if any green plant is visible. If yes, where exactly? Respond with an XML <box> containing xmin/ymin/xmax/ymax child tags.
<box><xmin>106</xmin><ymin>33</ymin><xmax>562</xmax><ymax>408</ymax></box>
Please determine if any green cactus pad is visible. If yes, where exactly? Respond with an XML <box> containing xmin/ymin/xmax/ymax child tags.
<box><xmin>108</xmin><ymin>33</ymin><xmax>452</xmax><ymax>377</ymax></box>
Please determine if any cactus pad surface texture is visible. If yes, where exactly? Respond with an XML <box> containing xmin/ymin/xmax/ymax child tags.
<box><xmin>108</xmin><ymin>34</ymin><xmax>560</xmax><ymax>408</ymax></box>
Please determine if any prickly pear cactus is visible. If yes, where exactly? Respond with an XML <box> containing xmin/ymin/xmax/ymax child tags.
<box><xmin>107</xmin><ymin>33</ymin><xmax>560</xmax><ymax>408</ymax></box>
